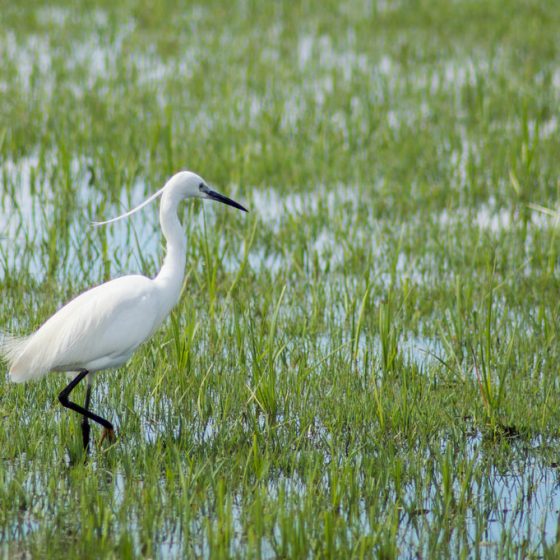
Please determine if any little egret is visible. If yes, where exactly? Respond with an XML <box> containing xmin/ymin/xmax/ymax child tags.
<box><xmin>2</xmin><ymin>171</ymin><xmax>247</xmax><ymax>451</ymax></box>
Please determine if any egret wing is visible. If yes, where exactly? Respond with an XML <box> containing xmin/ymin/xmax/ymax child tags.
<box><xmin>8</xmin><ymin>275</ymin><xmax>161</xmax><ymax>382</ymax></box>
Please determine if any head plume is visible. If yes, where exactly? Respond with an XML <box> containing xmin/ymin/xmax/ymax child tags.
<box><xmin>92</xmin><ymin>185</ymin><xmax>166</xmax><ymax>227</ymax></box>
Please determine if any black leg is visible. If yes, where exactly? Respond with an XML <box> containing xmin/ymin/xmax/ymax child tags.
<box><xmin>82</xmin><ymin>384</ymin><xmax>92</xmax><ymax>452</ymax></box>
<box><xmin>58</xmin><ymin>370</ymin><xmax>115</xmax><ymax>449</ymax></box>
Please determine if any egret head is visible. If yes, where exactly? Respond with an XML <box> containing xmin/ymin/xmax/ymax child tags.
<box><xmin>93</xmin><ymin>170</ymin><xmax>247</xmax><ymax>227</ymax></box>
<box><xmin>172</xmin><ymin>171</ymin><xmax>247</xmax><ymax>212</ymax></box>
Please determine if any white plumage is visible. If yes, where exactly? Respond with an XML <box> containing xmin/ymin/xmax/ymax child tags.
<box><xmin>1</xmin><ymin>170</ymin><xmax>247</xmax><ymax>449</ymax></box>
<box><xmin>7</xmin><ymin>275</ymin><xmax>162</xmax><ymax>382</ymax></box>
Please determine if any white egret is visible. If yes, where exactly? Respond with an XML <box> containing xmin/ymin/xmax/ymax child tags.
<box><xmin>1</xmin><ymin>171</ymin><xmax>247</xmax><ymax>451</ymax></box>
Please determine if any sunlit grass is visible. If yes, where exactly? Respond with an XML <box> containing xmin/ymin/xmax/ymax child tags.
<box><xmin>1</xmin><ymin>0</ymin><xmax>560</xmax><ymax>557</ymax></box>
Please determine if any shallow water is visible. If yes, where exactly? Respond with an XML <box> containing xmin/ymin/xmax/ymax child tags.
<box><xmin>2</xmin><ymin>2</ymin><xmax>559</xmax><ymax>557</ymax></box>
<box><xmin>2</xmin><ymin>430</ymin><xmax>560</xmax><ymax>558</ymax></box>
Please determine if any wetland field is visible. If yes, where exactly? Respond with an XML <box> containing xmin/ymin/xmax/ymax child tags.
<box><xmin>1</xmin><ymin>0</ymin><xmax>560</xmax><ymax>557</ymax></box>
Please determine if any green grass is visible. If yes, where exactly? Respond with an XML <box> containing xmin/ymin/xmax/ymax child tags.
<box><xmin>1</xmin><ymin>0</ymin><xmax>560</xmax><ymax>557</ymax></box>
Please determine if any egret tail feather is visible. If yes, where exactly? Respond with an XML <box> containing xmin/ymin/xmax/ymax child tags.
<box><xmin>1</xmin><ymin>334</ymin><xmax>33</xmax><ymax>382</ymax></box>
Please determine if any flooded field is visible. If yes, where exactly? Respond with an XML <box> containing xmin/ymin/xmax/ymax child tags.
<box><xmin>1</xmin><ymin>0</ymin><xmax>560</xmax><ymax>557</ymax></box>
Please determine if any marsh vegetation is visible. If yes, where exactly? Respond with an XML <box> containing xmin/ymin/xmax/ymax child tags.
<box><xmin>1</xmin><ymin>0</ymin><xmax>560</xmax><ymax>557</ymax></box>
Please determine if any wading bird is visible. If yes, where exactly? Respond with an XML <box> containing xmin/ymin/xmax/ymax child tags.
<box><xmin>2</xmin><ymin>171</ymin><xmax>247</xmax><ymax>451</ymax></box>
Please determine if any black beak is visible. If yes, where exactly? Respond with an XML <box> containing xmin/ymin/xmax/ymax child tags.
<box><xmin>206</xmin><ymin>189</ymin><xmax>248</xmax><ymax>212</ymax></box>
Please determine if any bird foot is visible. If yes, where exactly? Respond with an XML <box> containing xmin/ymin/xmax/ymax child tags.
<box><xmin>98</xmin><ymin>427</ymin><xmax>116</xmax><ymax>447</ymax></box>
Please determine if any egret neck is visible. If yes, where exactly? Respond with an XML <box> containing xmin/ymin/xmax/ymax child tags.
<box><xmin>154</xmin><ymin>184</ymin><xmax>187</xmax><ymax>318</ymax></box>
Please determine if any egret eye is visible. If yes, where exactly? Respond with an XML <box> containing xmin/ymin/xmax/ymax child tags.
<box><xmin>199</xmin><ymin>183</ymin><xmax>204</xmax><ymax>191</ymax></box>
